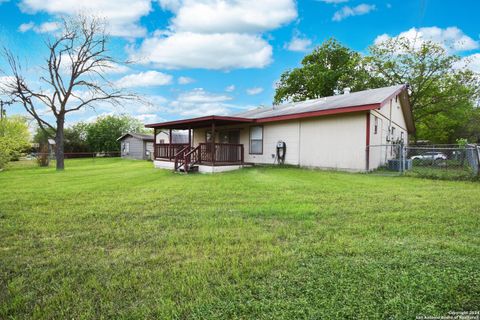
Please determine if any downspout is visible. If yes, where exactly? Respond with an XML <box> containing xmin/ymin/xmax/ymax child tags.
<box><xmin>366</xmin><ymin>112</ymin><xmax>370</xmax><ymax>171</ymax></box>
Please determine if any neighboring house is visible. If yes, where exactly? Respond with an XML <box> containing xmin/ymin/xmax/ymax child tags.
<box><xmin>146</xmin><ymin>84</ymin><xmax>415</xmax><ymax>173</ymax></box>
<box><xmin>118</xmin><ymin>132</ymin><xmax>189</xmax><ymax>160</ymax></box>
<box><xmin>117</xmin><ymin>133</ymin><xmax>154</xmax><ymax>160</ymax></box>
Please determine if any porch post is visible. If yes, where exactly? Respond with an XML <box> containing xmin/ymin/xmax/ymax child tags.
<box><xmin>211</xmin><ymin>121</ymin><xmax>215</xmax><ymax>166</ymax></box>
<box><xmin>188</xmin><ymin>127</ymin><xmax>191</xmax><ymax>147</ymax></box>
<box><xmin>153</xmin><ymin>128</ymin><xmax>157</xmax><ymax>159</ymax></box>
<box><xmin>169</xmin><ymin>128</ymin><xmax>173</xmax><ymax>161</ymax></box>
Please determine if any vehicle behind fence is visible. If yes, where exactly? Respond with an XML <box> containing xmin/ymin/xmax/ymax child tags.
<box><xmin>369</xmin><ymin>144</ymin><xmax>480</xmax><ymax>180</ymax></box>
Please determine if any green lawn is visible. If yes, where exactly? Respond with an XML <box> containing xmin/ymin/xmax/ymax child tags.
<box><xmin>1</xmin><ymin>159</ymin><xmax>479</xmax><ymax>319</ymax></box>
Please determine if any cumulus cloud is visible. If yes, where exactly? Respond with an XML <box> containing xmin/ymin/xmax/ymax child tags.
<box><xmin>285</xmin><ymin>34</ymin><xmax>312</xmax><ymax>52</ymax></box>
<box><xmin>115</xmin><ymin>71</ymin><xmax>173</xmax><ymax>88</ymax></box>
<box><xmin>374</xmin><ymin>26</ymin><xmax>479</xmax><ymax>53</ymax></box>
<box><xmin>246</xmin><ymin>87</ymin><xmax>263</xmax><ymax>95</ymax></box>
<box><xmin>178</xmin><ymin>76</ymin><xmax>195</xmax><ymax>84</ymax></box>
<box><xmin>225</xmin><ymin>85</ymin><xmax>235</xmax><ymax>92</ymax></box>
<box><xmin>18</xmin><ymin>21</ymin><xmax>60</xmax><ymax>33</ymax></box>
<box><xmin>332</xmin><ymin>4</ymin><xmax>375</xmax><ymax>21</ymax></box>
<box><xmin>130</xmin><ymin>32</ymin><xmax>272</xmax><ymax>70</ymax></box>
<box><xmin>166</xmin><ymin>0</ymin><xmax>297</xmax><ymax>33</ymax></box>
<box><xmin>19</xmin><ymin>0</ymin><xmax>151</xmax><ymax>37</ymax></box>
<box><xmin>130</xmin><ymin>0</ymin><xmax>297</xmax><ymax>69</ymax></box>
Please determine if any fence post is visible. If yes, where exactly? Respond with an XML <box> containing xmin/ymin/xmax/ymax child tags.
<box><xmin>476</xmin><ymin>145</ymin><xmax>480</xmax><ymax>177</ymax></box>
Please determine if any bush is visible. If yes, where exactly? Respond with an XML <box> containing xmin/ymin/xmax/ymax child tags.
<box><xmin>0</xmin><ymin>137</ymin><xmax>15</xmax><ymax>169</ymax></box>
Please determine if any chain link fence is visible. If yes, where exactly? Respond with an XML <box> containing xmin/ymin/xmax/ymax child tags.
<box><xmin>369</xmin><ymin>144</ymin><xmax>480</xmax><ymax>180</ymax></box>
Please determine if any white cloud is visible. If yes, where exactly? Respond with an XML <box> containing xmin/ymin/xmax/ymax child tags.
<box><xmin>285</xmin><ymin>35</ymin><xmax>312</xmax><ymax>52</ymax></box>
<box><xmin>130</xmin><ymin>0</ymin><xmax>297</xmax><ymax>70</ymax></box>
<box><xmin>158</xmin><ymin>0</ymin><xmax>182</xmax><ymax>11</ymax></box>
<box><xmin>130</xmin><ymin>32</ymin><xmax>272</xmax><ymax>70</ymax></box>
<box><xmin>178</xmin><ymin>88</ymin><xmax>231</xmax><ymax>103</ymax></box>
<box><xmin>18</xmin><ymin>22</ymin><xmax>34</xmax><ymax>32</ymax></box>
<box><xmin>0</xmin><ymin>76</ymin><xmax>14</xmax><ymax>93</ymax></box>
<box><xmin>115</xmin><ymin>71</ymin><xmax>173</xmax><ymax>88</ymax></box>
<box><xmin>454</xmin><ymin>53</ymin><xmax>480</xmax><ymax>73</ymax></box>
<box><xmin>135</xmin><ymin>113</ymin><xmax>164</xmax><ymax>123</ymax></box>
<box><xmin>18</xmin><ymin>21</ymin><xmax>60</xmax><ymax>33</ymax></box>
<box><xmin>99</xmin><ymin>62</ymin><xmax>130</xmax><ymax>74</ymax></box>
<box><xmin>163</xmin><ymin>88</ymin><xmax>235</xmax><ymax>117</ymax></box>
<box><xmin>374</xmin><ymin>27</ymin><xmax>479</xmax><ymax>53</ymax></box>
<box><xmin>178</xmin><ymin>76</ymin><xmax>195</xmax><ymax>84</ymax></box>
<box><xmin>246</xmin><ymin>87</ymin><xmax>263</xmax><ymax>95</ymax></box>
<box><xmin>166</xmin><ymin>0</ymin><xmax>297</xmax><ymax>33</ymax></box>
<box><xmin>225</xmin><ymin>85</ymin><xmax>235</xmax><ymax>92</ymax></box>
<box><xmin>332</xmin><ymin>4</ymin><xmax>375</xmax><ymax>21</ymax></box>
<box><xmin>19</xmin><ymin>0</ymin><xmax>152</xmax><ymax>37</ymax></box>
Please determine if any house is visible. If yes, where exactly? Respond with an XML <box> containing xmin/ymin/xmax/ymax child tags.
<box><xmin>145</xmin><ymin>84</ymin><xmax>415</xmax><ymax>173</ymax></box>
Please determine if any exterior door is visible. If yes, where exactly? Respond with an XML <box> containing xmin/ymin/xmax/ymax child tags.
<box><xmin>219</xmin><ymin>130</ymin><xmax>240</xmax><ymax>144</ymax></box>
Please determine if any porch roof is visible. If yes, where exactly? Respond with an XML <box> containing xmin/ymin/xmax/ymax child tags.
<box><xmin>145</xmin><ymin>115</ymin><xmax>254</xmax><ymax>129</ymax></box>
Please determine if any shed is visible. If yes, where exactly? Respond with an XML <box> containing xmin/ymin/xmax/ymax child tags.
<box><xmin>117</xmin><ymin>133</ymin><xmax>155</xmax><ymax>160</ymax></box>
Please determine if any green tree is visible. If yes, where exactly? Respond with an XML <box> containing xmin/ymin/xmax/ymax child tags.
<box><xmin>34</xmin><ymin>122</ymin><xmax>90</xmax><ymax>154</ymax></box>
<box><xmin>0</xmin><ymin>115</ymin><xmax>30</xmax><ymax>167</ymax></box>
<box><xmin>367</xmin><ymin>37</ymin><xmax>480</xmax><ymax>143</ymax></box>
<box><xmin>274</xmin><ymin>38</ymin><xmax>380</xmax><ymax>104</ymax></box>
<box><xmin>86</xmin><ymin>115</ymin><xmax>148</xmax><ymax>152</ymax></box>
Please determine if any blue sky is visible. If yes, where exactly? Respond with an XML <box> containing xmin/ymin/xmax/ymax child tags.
<box><xmin>1</xmin><ymin>0</ymin><xmax>479</xmax><ymax>126</ymax></box>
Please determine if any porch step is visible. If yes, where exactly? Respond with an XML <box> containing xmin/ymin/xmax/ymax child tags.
<box><xmin>178</xmin><ymin>165</ymin><xmax>199</xmax><ymax>173</ymax></box>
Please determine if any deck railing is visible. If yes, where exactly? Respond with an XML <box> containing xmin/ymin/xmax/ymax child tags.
<box><xmin>156</xmin><ymin>143</ymin><xmax>244</xmax><ymax>166</ymax></box>
<box><xmin>155</xmin><ymin>143</ymin><xmax>189</xmax><ymax>161</ymax></box>
<box><xmin>199</xmin><ymin>143</ymin><xmax>244</xmax><ymax>164</ymax></box>
<box><xmin>155</xmin><ymin>143</ymin><xmax>244</xmax><ymax>165</ymax></box>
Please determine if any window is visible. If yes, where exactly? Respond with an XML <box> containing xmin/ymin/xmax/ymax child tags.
<box><xmin>249</xmin><ymin>126</ymin><xmax>263</xmax><ymax>154</ymax></box>
<box><xmin>205</xmin><ymin>131</ymin><xmax>213</xmax><ymax>143</ymax></box>
<box><xmin>400</xmin><ymin>131</ymin><xmax>404</xmax><ymax>142</ymax></box>
<box><xmin>159</xmin><ymin>139</ymin><xmax>165</xmax><ymax>144</ymax></box>
<box><xmin>124</xmin><ymin>142</ymin><xmax>129</xmax><ymax>154</ymax></box>
<box><xmin>374</xmin><ymin>117</ymin><xmax>378</xmax><ymax>134</ymax></box>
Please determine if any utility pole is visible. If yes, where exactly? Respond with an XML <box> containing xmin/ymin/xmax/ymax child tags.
<box><xmin>0</xmin><ymin>100</ymin><xmax>15</xmax><ymax>120</ymax></box>
<box><xmin>0</xmin><ymin>100</ymin><xmax>16</xmax><ymax>120</ymax></box>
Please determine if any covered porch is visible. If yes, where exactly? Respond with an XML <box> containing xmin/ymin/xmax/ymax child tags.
<box><xmin>146</xmin><ymin>116</ymin><xmax>254</xmax><ymax>172</ymax></box>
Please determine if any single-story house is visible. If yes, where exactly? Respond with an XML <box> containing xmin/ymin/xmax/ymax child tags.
<box><xmin>145</xmin><ymin>84</ymin><xmax>415</xmax><ymax>173</ymax></box>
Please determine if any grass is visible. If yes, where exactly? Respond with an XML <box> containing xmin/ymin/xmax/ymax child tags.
<box><xmin>1</xmin><ymin>158</ymin><xmax>479</xmax><ymax>319</ymax></box>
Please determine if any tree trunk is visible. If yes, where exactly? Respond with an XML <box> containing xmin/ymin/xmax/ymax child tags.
<box><xmin>55</xmin><ymin>114</ymin><xmax>65</xmax><ymax>170</ymax></box>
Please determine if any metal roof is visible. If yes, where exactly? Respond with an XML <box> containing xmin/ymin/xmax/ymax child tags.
<box><xmin>144</xmin><ymin>84</ymin><xmax>414</xmax><ymax>132</ymax></box>
<box><xmin>234</xmin><ymin>84</ymin><xmax>406</xmax><ymax>119</ymax></box>
<box><xmin>116</xmin><ymin>133</ymin><xmax>154</xmax><ymax>141</ymax></box>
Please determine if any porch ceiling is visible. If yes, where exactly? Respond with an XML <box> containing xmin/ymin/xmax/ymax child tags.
<box><xmin>145</xmin><ymin>115</ymin><xmax>254</xmax><ymax>129</ymax></box>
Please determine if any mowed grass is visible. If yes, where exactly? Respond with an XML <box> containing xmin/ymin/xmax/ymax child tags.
<box><xmin>0</xmin><ymin>159</ymin><xmax>479</xmax><ymax>319</ymax></box>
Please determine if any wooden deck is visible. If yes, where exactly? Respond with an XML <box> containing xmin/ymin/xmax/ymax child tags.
<box><xmin>154</xmin><ymin>143</ymin><xmax>244</xmax><ymax>172</ymax></box>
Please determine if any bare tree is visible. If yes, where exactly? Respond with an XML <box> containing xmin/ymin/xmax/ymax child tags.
<box><xmin>1</xmin><ymin>16</ymin><xmax>136</xmax><ymax>170</ymax></box>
